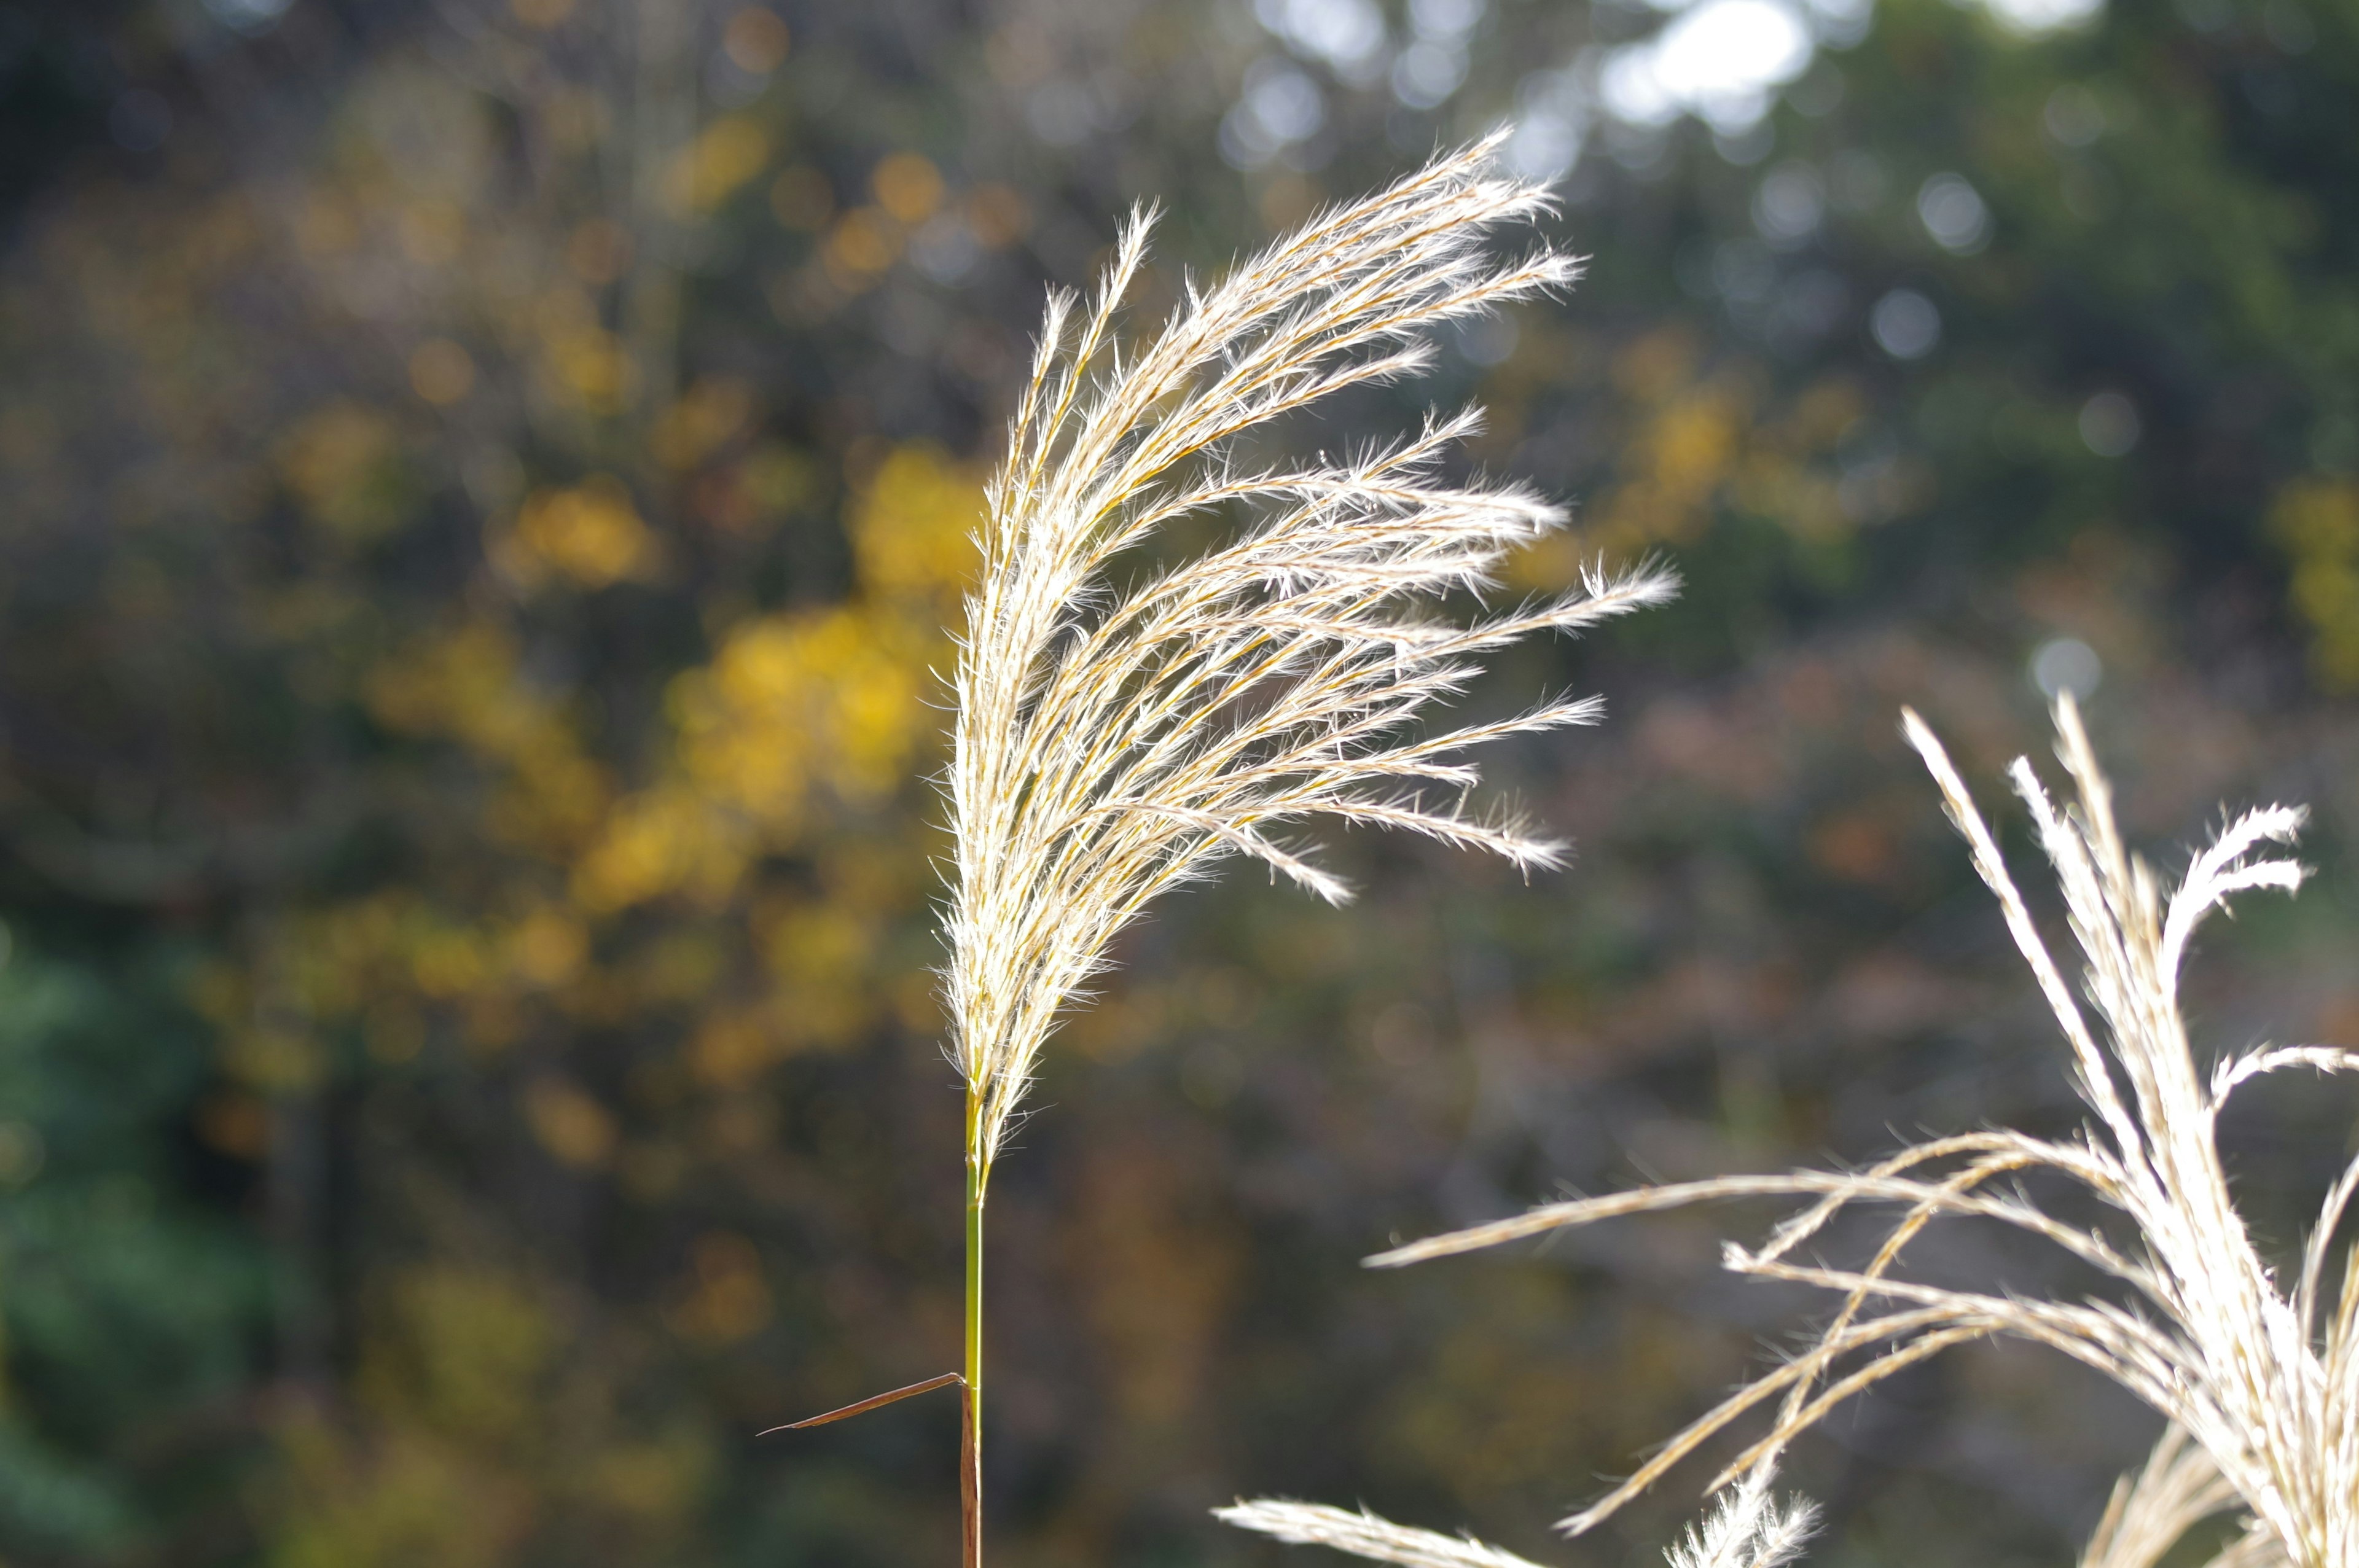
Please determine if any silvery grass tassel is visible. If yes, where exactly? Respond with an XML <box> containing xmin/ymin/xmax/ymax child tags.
<box><xmin>780</xmin><ymin>134</ymin><xmax>1674</xmax><ymax>1568</ymax></box>
<box><xmin>942</xmin><ymin>130</ymin><xmax>1672</xmax><ymax>1568</ymax></box>
<box><xmin>1227</xmin><ymin>695</ymin><xmax>2342</xmax><ymax>1568</ymax></box>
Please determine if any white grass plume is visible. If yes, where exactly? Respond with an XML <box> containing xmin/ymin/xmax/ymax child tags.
<box><xmin>1364</xmin><ymin>695</ymin><xmax>2350</xmax><ymax>1568</ymax></box>
<box><xmin>1661</xmin><ymin>1464</ymin><xmax>1820</xmax><ymax>1568</ymax></box>
<box><xmin>1214</xmin><ymin>1502</ymin><xmax>1555</xmax><ymax>1568</ymax></box>
<box><xmin>945</xmin><ymin>135</ymin><xmax>1675</xmax><ymax>1172</ymax></box>
<box><xmin>1218</xmin><ymin>1458</ymin><xmax>1815</xmax><ymax>1568</ymax></box>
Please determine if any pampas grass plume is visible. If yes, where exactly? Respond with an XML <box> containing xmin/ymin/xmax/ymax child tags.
<box><xmin>949</xmin><ymin>133</ymin><xmax>1672</xmax><ymax>1172</ymax></box>
<box><xmin>1227</xmin><ymin>696</ymin><xmax>2350</xmax><ymax>1568</ymax></box>
<box><xmin>934</xmin><ymin>135</ymin><xmax>1672</xmax><ymax>1567</ymax></box>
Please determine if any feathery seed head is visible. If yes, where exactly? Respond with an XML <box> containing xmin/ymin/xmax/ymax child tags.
<box><xmin>1218</xmin><ymin>1459</ymin><xmax>1816</xmax><ymax>1568</ymax></box>
<box><xmin>1663</xmin><ymin>1465</ymin><xmax>1820</xmax><ymax>1568</ymax></box>
<box><xmin>1215</xmin><ymin>1502</ymin><xmax>1554</xmax><ymax>1568</ymax></box>
<box><xmin>1363</xmin><ymin>695</ymin><xmax>2347</xmax><ymax>1568</ymax></box>
<box><xmin>947</xmin><ymin>136</ymin><xmax>1673</xmax><ymax>1172</ymax></box>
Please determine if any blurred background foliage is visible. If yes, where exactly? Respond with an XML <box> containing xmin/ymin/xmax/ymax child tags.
<box><xmin>0</xmin><ymin>0</ymin><xmax>2353</xmax><ymax>1563</ymax></box>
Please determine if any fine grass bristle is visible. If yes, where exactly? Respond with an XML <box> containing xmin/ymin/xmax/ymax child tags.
<box><xmin>1213</xmin><ymin>1501</ymin><xmax>1555</xmax><ymax>1568</ymax></box>
<box><xmin>2078</xmin><ymin>1424</ymin><xmax>2277</xmax><ymax>1568</ymax></box>
<box><xmin>1226</xmin><ymin>695</ymin><xmax>2345</xmax><ymax>1568</ymax></box>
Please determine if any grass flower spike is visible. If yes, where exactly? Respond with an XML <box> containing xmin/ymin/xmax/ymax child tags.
<box><xmin>1213</xmin><ymin>1501</ymin><xmax>1556</xmax><ymax>1568</ymax></box>
<box><xmin>1659</xmin><ymin>1468</ymin><xmax>1821</xmax><ymax>1568</ymax></box>
<box><xmin>1306</xmin><ymin>695</ymin><xmax>2343</xmax><ymax>1568</ymax></box>
<box><xmin>937</xmin><ymin>136</ymin><xmax>1673</xmax><ymax>1565</ymax></box>
<box><xmin>1220</xmin><ymin>1461</ymin><xmax>1817</xmax><ymax>1568</ymax></box>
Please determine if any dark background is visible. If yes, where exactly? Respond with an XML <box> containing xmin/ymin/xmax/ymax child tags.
<box><xmin>0</xmin><ymin>0</ymin><xmax>2353</xmax><ymax>1563</ymax></box>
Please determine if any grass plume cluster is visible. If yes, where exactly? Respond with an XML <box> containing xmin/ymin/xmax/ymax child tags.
<box><xmin>937</xmin><ymin>136</ymin><xmax>1672</xmax><ymax>1565</ymax></box>
<box><xmin>1227</xmin><ymin>696</ymin><xmax>2350</xmax><ymax>1568</ymax></box>
<box><xmin>1213</xmin><ymin>1502</ymin><xmax>1555</xmax><ymax>1568</ymax></box>
<box><xmin>1218</xmin><ymin>1469</ymin><xmax>1816</xmax><ymax>1568</ymax></box>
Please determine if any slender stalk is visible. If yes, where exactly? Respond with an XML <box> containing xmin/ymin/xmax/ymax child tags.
<box><xmin>961</xmin><ymin>1116</ymin><xmax>986</xmax><ymax>1568</ymax></box>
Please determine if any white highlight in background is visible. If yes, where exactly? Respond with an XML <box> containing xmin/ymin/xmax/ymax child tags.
<box><xmin>2032</xmin><ymin>638</ymin><xmax>2102</xmax><ymax>700</ymax></box>
<box><xmin>1600</xmin><ymin>0</ymin><xmax>1816</xmax><ymax>132</ymax></box>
